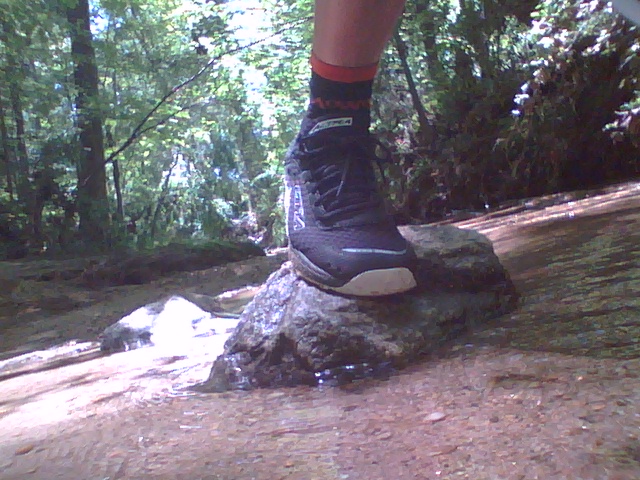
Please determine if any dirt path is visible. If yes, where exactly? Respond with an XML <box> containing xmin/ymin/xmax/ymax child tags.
<box><xmin>1</xmin><ymin>182</ymin><xmax>640</xmax><ymax>480</ymax></box>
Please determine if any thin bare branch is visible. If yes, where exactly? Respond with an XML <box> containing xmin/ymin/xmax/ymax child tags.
<box><xmin>102</xmin><ymin>16</ymin><xmax>311</xmax><ymax>170</ymax></box>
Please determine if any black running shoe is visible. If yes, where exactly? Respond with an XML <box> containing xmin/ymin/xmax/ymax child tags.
<box><xmin>284</xmin><ymin>114</ymin><xmax>417</xmax><ymax>296</ymax></box>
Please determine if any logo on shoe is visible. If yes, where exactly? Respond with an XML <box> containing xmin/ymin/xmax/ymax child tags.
<box><xmin>285</xmin><ymin>185</ymin><xmax>306</xmax><ymax>231</ymax></box>
<box><xmin>308</xmin><ymin>117</ymin><xmax>353</xmax><ymax>135</ymax></box>
<box><xmin>291</xmin><ymin>185</ymin><xmax>305</xmax><ymax>231</ymax></box>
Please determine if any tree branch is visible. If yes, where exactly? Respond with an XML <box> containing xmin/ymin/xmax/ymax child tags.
<box><xmin>102</xmin><ymin>17</ymin><xmax>311</xmax><ymax>170</ymax></box>
<box><xmin>138</xmin><ymin>104</ymin><xmax>199</xmax><ymax>136</ymax></box>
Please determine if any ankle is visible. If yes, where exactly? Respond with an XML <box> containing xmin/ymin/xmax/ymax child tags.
<box><xmin>307</xmin><ymin>53</ymin><xmax>376</xmax><ymax>121</ymax></box>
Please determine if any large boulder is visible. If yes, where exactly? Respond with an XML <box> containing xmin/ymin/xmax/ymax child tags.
<box><xmin>194</xmin><ymin>225</ymin><xmax>518</xmax><ymax>392</ymax></box>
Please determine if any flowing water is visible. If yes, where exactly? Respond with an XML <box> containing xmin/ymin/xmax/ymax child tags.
<box><xmin>459</xmin><ymin>182</ymin><xmax>640</xmax><ymax>359</ymax></box>
<box><xmin>1</xmin><ymin>182</ymin><xmax>639</xmax><ymax>480</ymax></box>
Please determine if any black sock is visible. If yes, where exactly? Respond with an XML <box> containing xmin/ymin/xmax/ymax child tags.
<box><xmin>308</xmin><ymin>71</ymin><xmax>374</xmax><ymax>124</ymax></box>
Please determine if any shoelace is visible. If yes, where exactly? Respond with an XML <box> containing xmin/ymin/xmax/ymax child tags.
<box><xmin>299</xmin><ymin>133</ymin><xmax>390</xmax><ymax>222</ymax></box>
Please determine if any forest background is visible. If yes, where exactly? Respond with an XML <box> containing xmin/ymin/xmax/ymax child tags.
<box><xmin>0</xmin><ymin>0</ymin><xmax>638</xmax><ymax>259</ymax></box>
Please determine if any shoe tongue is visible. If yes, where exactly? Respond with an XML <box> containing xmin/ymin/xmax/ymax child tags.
<box><xmin>300</xmin><ymin>115</ymin><xmax>383</xmax><ymax>225</ymax></box>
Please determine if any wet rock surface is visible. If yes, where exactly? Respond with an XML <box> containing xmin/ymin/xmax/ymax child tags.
<box><xmin>196</xmin><ymin>225</ymin><xmax>518</xmax><ymax>392</ymax></box>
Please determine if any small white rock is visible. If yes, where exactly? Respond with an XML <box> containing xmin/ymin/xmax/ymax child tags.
<box><xmin>427</xmin><ymin>412</ymin><xmax>447</xmax><ymax>422</ymax></box>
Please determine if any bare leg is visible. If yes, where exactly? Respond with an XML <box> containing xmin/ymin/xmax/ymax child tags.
<box><xmin>313</xmin><ymin>0</ymin><xmax>407</xmax><ymax>67</ymax></box>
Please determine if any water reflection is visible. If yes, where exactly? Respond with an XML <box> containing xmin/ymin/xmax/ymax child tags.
<box><xmin>462</xmin><ymin>181</ymin><xmax>640</xmax><ymax>359</ymax></box>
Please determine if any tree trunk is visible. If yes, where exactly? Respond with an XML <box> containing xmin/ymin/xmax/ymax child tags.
<box><xmin>394</xmin><ymin>32</ymin><xmax>436</xmax><ymax>148</ymax></box>
<box><xmin>110</xmin><ymin>68</ymin><xmax>125</xmax><ymax>223</ymax></box>
<box><xmin>67</xmin><ymin>0</ymin><xmax>109</xmax><ymax>246</ymax></box>
<box><xmin>149</xmin><ymin>159</ymin><xmax>176</xmax><ymax>242</ymax></box>
<box><xmin>234</xmin><ymin>109</ymin><xmax>261</xmax><ymax>215</ymax></box>
<box><xmin>0</xmin><ymin>96</ymin><xmax>13</xmax><ymax>200</ymax></box>
<box><xmin>412</xmin><ymin>0</ymin><xmax>446</xmax><ymax>85</ymax></box>
<box><xmin>0</xmin><ymin>20</ymin><xmax>29</xmax><ymax>203</ymax></box>
<box><xmin>460</xmin><ymin>0</ymin><xmax>493</xmax><ymax>81</ymax></box>
<box><xmin>9</xmin><ymin>74</ymin><xmax>30</xmax><ymax>201</ymax></box>
<box><xmin>113</xmin><ymin>159</ymin><xmax>124</xmax><ymax>220</ymax></box>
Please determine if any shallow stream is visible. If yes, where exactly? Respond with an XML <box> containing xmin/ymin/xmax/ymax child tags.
<box><xmin>1</xmin><ymin>182</ymin><xmax>639</xmax><ymax>480</ymax></box>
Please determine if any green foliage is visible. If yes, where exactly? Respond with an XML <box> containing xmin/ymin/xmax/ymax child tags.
<box><xmin>372</xmin><ymin>0</ymin><xmax>640</xmax><ymax>218</ymax></box>
<box><xmin>1</xmin><ymin>0</ymin><xmax>639</xmax><ymax>260</ymax></box>
<box><xmin>501</xmin><ymin>0</ymin><xmax>640</xmax><ymax>193</ymax></box>
<box><xmin>371</xmin><ymin>0</ymin><xmax>539</xmax><ymax>216</ymax></box>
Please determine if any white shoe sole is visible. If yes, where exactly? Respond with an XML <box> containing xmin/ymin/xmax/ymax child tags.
<box><xmin>302</xmin><ymin>267</ymin><xmax>417</xmax><ymax>297</ymax></box>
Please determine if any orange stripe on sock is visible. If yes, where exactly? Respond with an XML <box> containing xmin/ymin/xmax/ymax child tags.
<box><xmin>310</xmin><ymin>97</ymin><xmax>371</xmax><ymax>110</ymax></box>
<box><xmin>311</xmin><ymin>52</ymin><xmax>378</xmax><ymax>83</ymax></box>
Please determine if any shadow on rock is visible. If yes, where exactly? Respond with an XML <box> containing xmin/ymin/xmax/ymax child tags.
<box><xmin>193</xmin><ymin>225</ymin><xmax>519</xmax><ymax>393</ymax></box>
